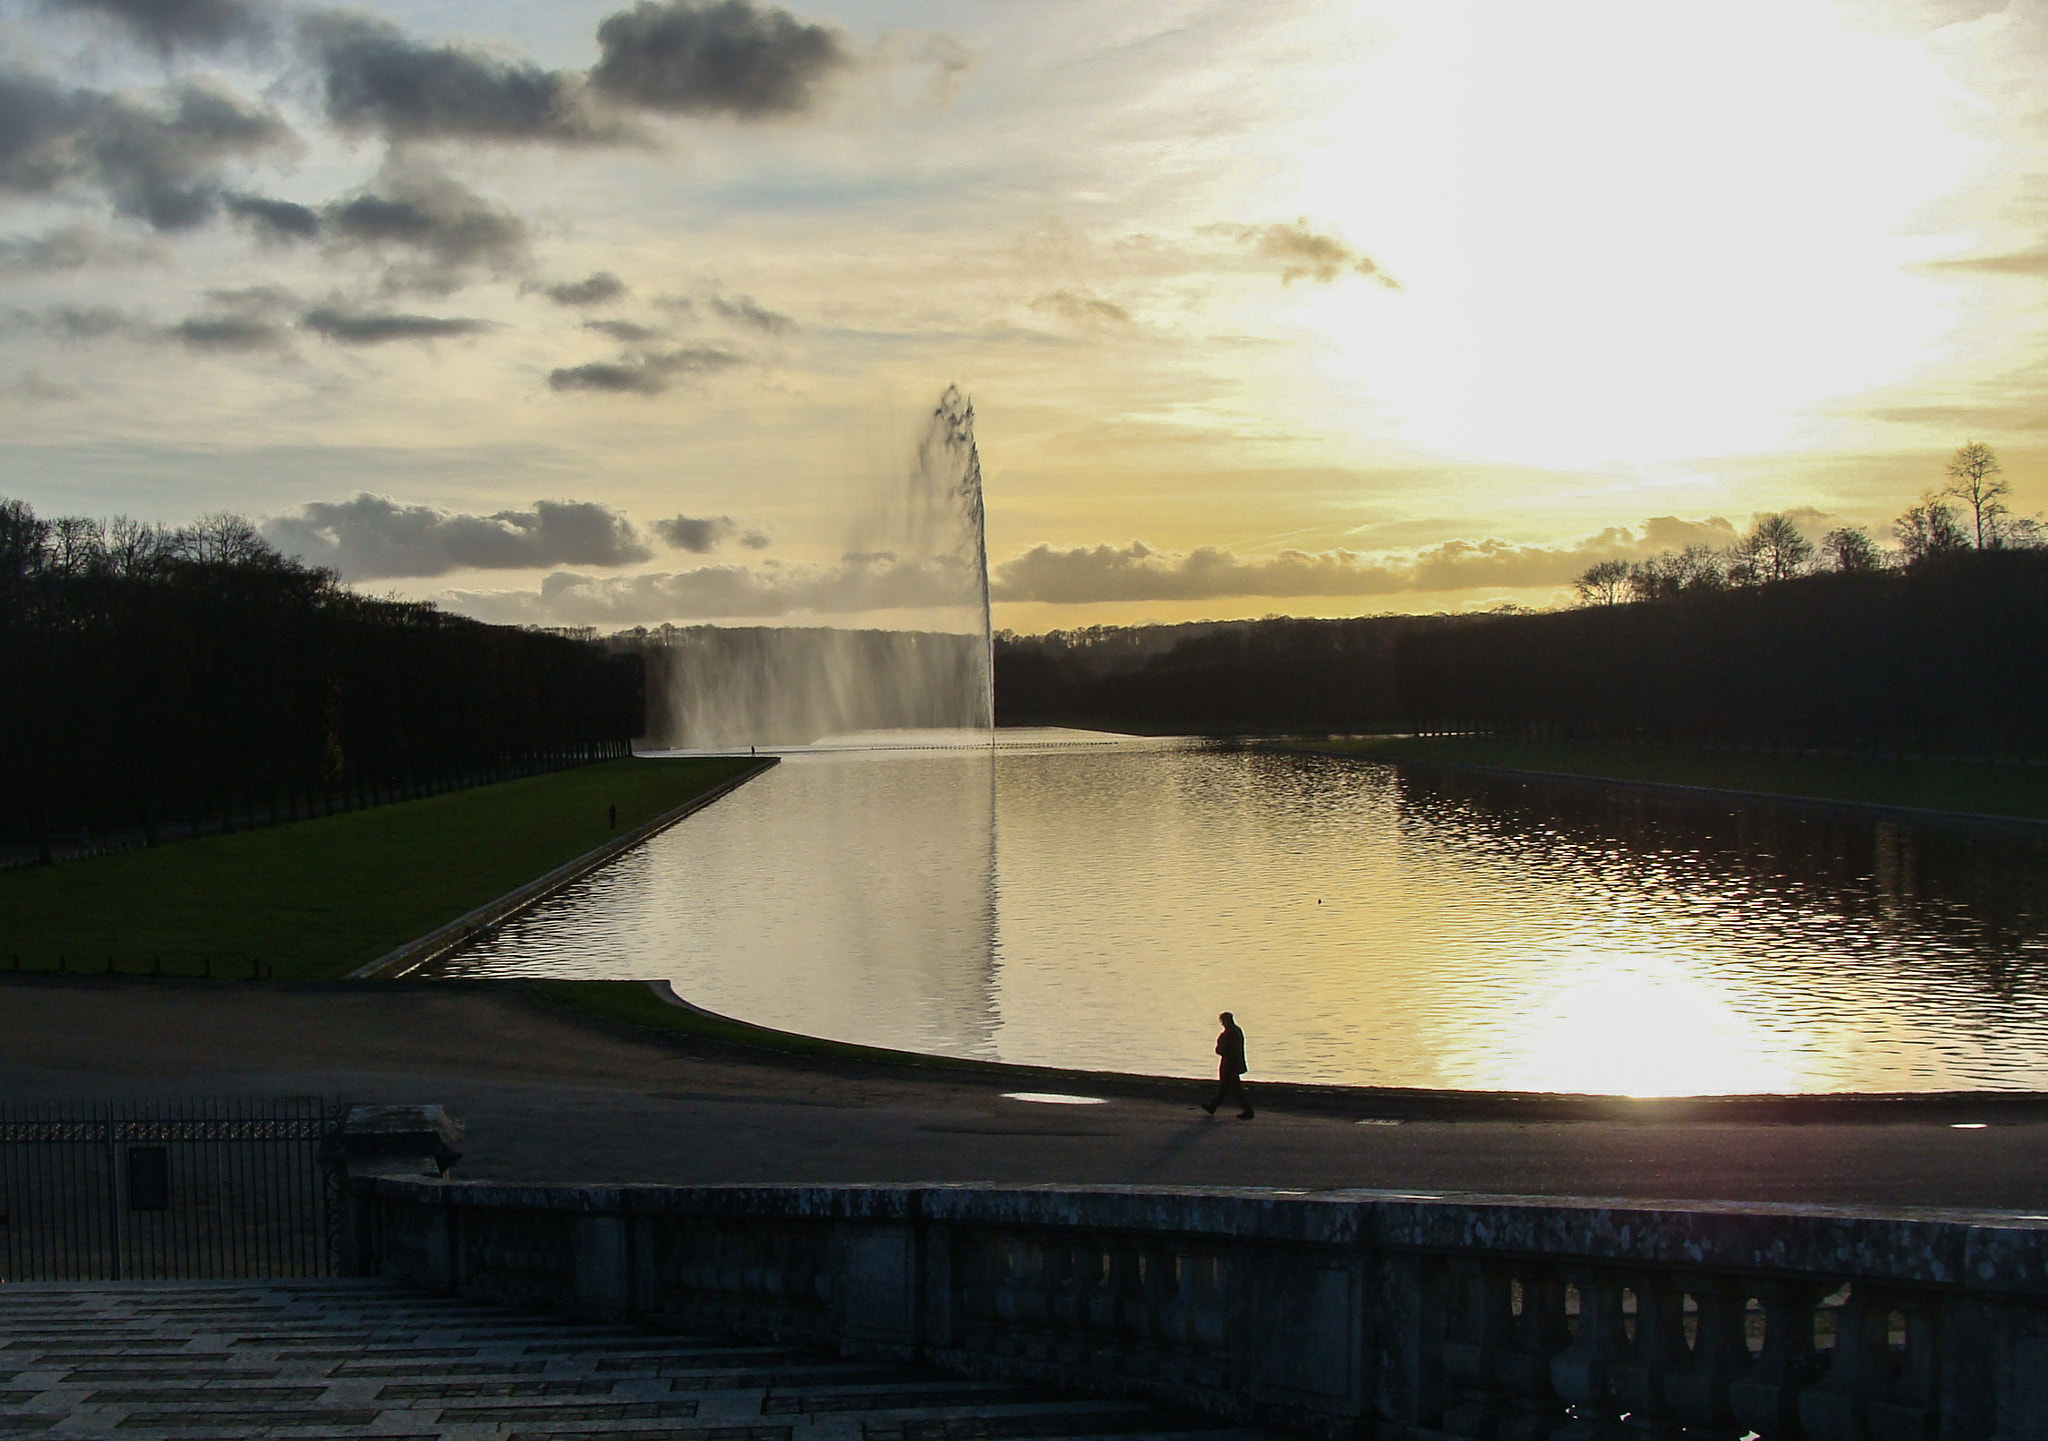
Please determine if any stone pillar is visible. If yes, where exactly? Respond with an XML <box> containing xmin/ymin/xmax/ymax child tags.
<box><xmin>319</xmin><ymin>1105</ymin><xmax>465</xmax><ymax>1278</ymax></box>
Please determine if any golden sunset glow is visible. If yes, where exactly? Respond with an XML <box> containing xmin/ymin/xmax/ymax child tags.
<box><xmin>0</xmin><ymin>0</ymin><xmax>2040</xmax><ymax>627</ymax></box>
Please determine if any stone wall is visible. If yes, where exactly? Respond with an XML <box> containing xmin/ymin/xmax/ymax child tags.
<box><xmin>356</xmin><ymin>1177</ymin><xmax>2048</xmax><ymax>1439</ymax></box>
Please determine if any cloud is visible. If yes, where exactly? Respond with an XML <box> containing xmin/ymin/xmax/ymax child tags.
<box><xmin>651</xmin><ymin>512</ymin><xmax>768</xmax><ymax>551</ymax></box>
<box><xmin>229</xmin><ymin>163</ymin><xmax>530</xmax><ymax>292</ymax></box>
<box><xmin>1224</xmin><ymin>219</ymin><xmax>1398</xmax><ymax>287</ymax></box>
<box><xmin>263</xmin><ymin>494</ymin><xmax>653</xmax><ymax>578</ymax></box>
<box><xmin>544</xmin><ymin>271</ymin><xmax>627</xmax><ymax>305</ymax></box>
<box><xmin>441</xmin><ymin>552</ymin><xmax>981</xmax><ymax>625</ymax></box>
<box><xmin>547</xmin><ymin>343</ymin><xmax>743</xmax><ymax>394</ymax></box>
<box><xmin>298</xmin><ymin>9</ymin><xmax>625</xmax><ymax>145</ymax></box>
<box><xmin>0</xmin><ymin>303</ymin><xmax>150</xmax><ymax>340</ymax></box>
<box><xmin>1030</xmin><ymin>289</ymin><xmax>1130</xmax><ymax>325</ymax></box>
<box><xmin>988</xmin><ymin>518</ymin><xmax>1755</xmax><ymax>604</ymax></box>
<box><xmin>302</xmin><ymin>306</ymin><xmax>493</xmax><ymax>344</ymax></box>
<box><xmin>0</xmin><ymin>70</ymin><xmax>296</xmax><ymax>230</ymax></box>
<box><xmin>45</xmin><ymin>0</ymin><xmax>273</xmax><ymax>54</ymax></box>
<box><xmin>589</xmin><ymin>0</ymin><xmax>855</xmax><ymax>119</ymax></box>
<box><xmin>222</xmin><ymin>191</ymin><xmax>319</xmax><ymax>239</ymax></box>
<box><xmin>325</xmin><ymin>166</ymin><xmax>530</xmax><ymax>289</ymax></box>
<box><xmin>1921</xmin><ymin>246</ymin><xmax>2048</xmax><ymax>278</ymax></box>
<box><xmin>654</xmin><ymin>513</ymin><xmax>732</xmax><ymax>551</ymax></box>
<box><xmin>583</xmin><ymin>318</ymin><xmax>663</xmax><ymax>342</ymax></box>
<box><xmin>708</xmin><ymin>292</ymin><xmax>794</xmax><ymax>332</ymax></box>
<box><xmin>0</xmin><ymin>222</ymin><xmax>162</xmax><ymax>272</ymax></box>
<box><xmin>169</xmin><ymin>313</ymin><xmax>288</xmax><ymax>351</ymax></box>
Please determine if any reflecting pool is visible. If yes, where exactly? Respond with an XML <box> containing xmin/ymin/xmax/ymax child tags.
<box><xmin>436</xmin><ymin>733</ymin><xmax>2048</xmax><ymax>1094</ymax></box>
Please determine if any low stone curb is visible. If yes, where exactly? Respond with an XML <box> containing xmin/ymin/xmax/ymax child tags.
<box><xmin>346</xmin><ymin>757</ymin><xmax>778</xmax><ymax>981</ymax></box>
<box><xmin>637</xmin><ymin>979</ymin><xmax>2048</xmax><ymax>1125</ymax></box>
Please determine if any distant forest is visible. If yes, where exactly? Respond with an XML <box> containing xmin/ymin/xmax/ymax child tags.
<box><xmin>1</xmin><ymin>498</ymin><xmax>642</xmax><ymax>864</ymax></box>
<box><xmin>997</xmin><ymin>534</ymin><xmax>2048</xmax><ymax>757</ymax></box>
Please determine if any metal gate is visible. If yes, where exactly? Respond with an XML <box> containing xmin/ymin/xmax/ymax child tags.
<box><xmin>0</xmin><ymin>1097</ymin><xmax>343</xmax><ymax>1281</ymax></box>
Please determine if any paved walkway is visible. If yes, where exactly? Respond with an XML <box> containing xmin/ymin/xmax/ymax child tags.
<box><xmin>0</xmin><ymin>1280</ymin><xmax>1271</xmax><ymax>1440</ymax></box>
<box><xmin>6</xmin><ymin>979</ymin><xmax>2048</xmax><ymax>1211</ymax></box>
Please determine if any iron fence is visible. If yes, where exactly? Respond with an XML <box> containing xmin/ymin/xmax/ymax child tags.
<box><xmin>0</xmin><ymin>1096</ymin><xmax>343</xmax><ymax>1281</ymax></box>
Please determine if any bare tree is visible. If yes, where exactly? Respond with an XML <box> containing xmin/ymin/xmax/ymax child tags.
<box><xmin>0</xmin><ymin>496</ymin><xmax>49</xmax><ymax>590</ymax></box>
<box><xmin>1820</xmin><ymin>526</ymin><xmax>1883</xmax><ymax>572</ymax></box>
<box><xmin>1943</xmin><ymin>441</ymin><xmax>2010</xmax><ymax>549</ymax></box>
<box><xmin>1572</xmin><ymin>557</ymin><xmax>1632</xmax><ymax>606</ymax></box>
<box><xmin>173</xmin><ymin>512</ymin><xmax>283</xmax><ymax>567</ymax></box>
<box><xmin>1628</xmin><ymin>544</ymin><xmax>1724</xmax><ymax>601</ymax></box>
<box><xmin>104</xmin><ymin>516</ymin><xmax>176</xmax><ymax>578</ymax></box>
<box><xmin>1733</xmin><ymin>514</ymin><xmax>1814</xmax><ymax>584</ymax></box>
<box><xmin>1893</xmin><ymin>495</ymin><xmax>1970</xmax><ymax>564</ymax></box>
<box><xmin>46</xmin><ymin>515</ymin><xmax>106</xmax><ymax>577</ymax></box>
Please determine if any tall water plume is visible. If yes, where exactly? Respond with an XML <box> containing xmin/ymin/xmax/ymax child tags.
<box><xmin>637</xmin><ymin>386</ymin><xmax>995</xmax><ymax>749</ymax></box>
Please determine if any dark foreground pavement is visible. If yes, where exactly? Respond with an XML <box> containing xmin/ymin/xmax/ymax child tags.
<box><xmin>4</xmin><ymin>978</ymin><xmax>2046</xmax><ymax>1211</ymax></box>
<box><xmin>0</xmin><ymin>1279</ymin><xmax>1275</xmax><ymax>1440</ymax></box>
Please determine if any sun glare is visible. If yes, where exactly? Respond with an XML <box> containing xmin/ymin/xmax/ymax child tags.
<box><xmin>1474</xmin><ymin>953</ymin><xmax>1807</xmax><ymax>1098</ymax></box>
<box><xmin>1289</xmin><ymin>0</ymin><xmax>1970</xmax><ymax>471</ymax></box>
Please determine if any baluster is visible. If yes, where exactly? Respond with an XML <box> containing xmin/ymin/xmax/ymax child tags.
<box><xmin>1551</xmin><ymin>1269</ymin><xmax>1628</xmax><ymax>1440</ymax></box>
<box><xmin>1497</xmin><ymin>1269</ymin><xmax>1571</xmax><ymax>1441</ymax></box>
<box><xmin>1800</xmin><ymin>1285</ymin><xmax>1938</xmax><ymax>1441</ymax></box>
<box><xmin>1127</xmin><ymin>1242</ymin><xmax>1172</xmax><ymax>1377</ymax></box>
<box><xmin>1441</xmin><ymin>1257</ymin><xmax>1514</xmax><ymax>1436</ymax></box>
<box><xmin>1608</xmin><ymin>1273</ymin><xmax>1688</xmax><ymax>1438</ymax></box>
<box><xmin>1156</xmin><ymin>1246</ymin><xmax>1195</xmax><ymax>1382</ymax></box>
<box><xmin>1659</xmin><ymin>1276</ymin><xmax>1749</xmax><ymax>1439</ymax></box>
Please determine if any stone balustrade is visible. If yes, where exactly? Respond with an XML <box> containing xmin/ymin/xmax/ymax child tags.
<box><xmin>354</xmin><ymin>1177</ymin><xmax>2048</xmax><ymax>1439</ymax></box>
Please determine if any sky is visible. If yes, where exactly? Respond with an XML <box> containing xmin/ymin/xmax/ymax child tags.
<box><xmin>0</xmin><ymin>0</ymin><xmax>2043</xmax><ymax>632</ymax></box>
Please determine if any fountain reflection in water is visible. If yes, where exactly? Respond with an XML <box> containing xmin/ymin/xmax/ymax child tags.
<box><xmin>636</xmin><ymin>387</ymin><xmax>994</xmax><ymax>750</ymax></box>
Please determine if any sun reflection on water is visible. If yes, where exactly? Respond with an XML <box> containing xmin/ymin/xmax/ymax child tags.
<box><xmin>1464</xmin><ymin>952</ymin><xmax>1807</xmax><ymax>1097</ymax></box>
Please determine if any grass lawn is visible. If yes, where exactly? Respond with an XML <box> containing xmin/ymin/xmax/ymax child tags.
<box><xmin>0</xmin><ymin>756</ymin><xmax>760</xmax><ymax>981</ymax></box>
<box><xmin>1295</xmin><ymin>736</ymin><xmax>2048</xmax><ymax>821</ymax></box>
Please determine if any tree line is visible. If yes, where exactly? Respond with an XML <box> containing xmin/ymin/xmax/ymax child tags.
<box><xmin>997</xmin><ymin>447</ymin><xmax>2046</xmax><ymax>756</ymax></box>
<box><xmin>1</xmin><ymin>498</ymin><xmax>643</xmax><ymax>865</ymax></box>
<box><xmin>1571</xmin><ymin>443</ymin><xmax>2041</xmax><ymax>605</ymax></box>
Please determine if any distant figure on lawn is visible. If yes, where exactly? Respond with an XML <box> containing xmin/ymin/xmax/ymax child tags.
<box><xmin>1202</xmin><ymin>1011</ymin><xmax>1254</xmax><ymax>1119</ymax></box>
<box><xmin>607</xmin><ymin>803</ymin><xmax>616</xmax><ymax>829</ymax></box>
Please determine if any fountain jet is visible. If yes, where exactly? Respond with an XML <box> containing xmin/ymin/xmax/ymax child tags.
<box><xmin>635</xmin><ymin>386</ymin><xmax>995</xmax><ymax>750</ymax></box>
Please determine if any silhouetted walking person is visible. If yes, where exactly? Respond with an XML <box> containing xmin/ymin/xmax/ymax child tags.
<box><xmin>1202</xmin><ymin>1011</ymin><xmax>1253</xmax><ymax>1119</ymax></box>
<box><xmin>607</xmin><ymin>802</ymin><xmax>616</xmax><ymax>829</ymax></box>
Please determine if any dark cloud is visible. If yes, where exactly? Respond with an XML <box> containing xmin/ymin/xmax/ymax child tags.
<box><xmin>223</xmin><ymin>191</ymin><xmax>319</xmax><ymax>239</ymax></box>
<box><xmin>1225</xmin><ymin>220</ymin><xmax>1398</xmax><ymax>287</ymax></box>
<box><xmin>0</xmin><ymin>71</ymin><xmax>295</xmax><ymax>230</ymax></box>
<box><xmin>325</xmin><ymin>166</ymin><xmax>529</xmax><ymax>290</ymax></box>
<box><xmin>302</xmin><ymin>307</ymin><xmax>493</xmax><ymax>344</ymax></box>
<box><xmin>654</xmin><ymin>513</ymin><xmax>754</xmax><ymax>551</ymax></box>
<box><xmin>708</xmin><ymin>292</ymin><xmax>793</xmax><ymax>332</ymax></box>
<box><xmin>229</xmin><ymin>165</ymin><xmax>530</xmax><ymax>291</ymax></box>
<box><xmin>590</xmin><ymin>0</ymin><xmax>854</xmax><ymax>119</ymax></box>
<box><xmin>169</xmin><ymin>313</ymin><xmax>288</xmax><ymax>351</ymax></box>
<box><xmin>548</xmin><ymin>343</ymin><xmax>743</xmax><ymax>394</ymax></box>
<box><xmin>0</xmin><ymin>222</ymin><xmax>162</xmax><ymax>272</ymax></box>
<box><xmin>583</xmin><ymin>318</ymin><xmax>663</xmax><ymax>342</ymax></box>
<box><xmin>298</xmin><ymin>9</ymin><xmax>624</xmax><ymax>145</ymax></box>
<box><xmin>1030</xmin><ymin>289</ymin><xmax>1130</xmax><ymax>325</ymax></box>
<box><xmin>170</xmin><ymin>285</ymin><xmax>295</xmax><ymax>351</ymax></box>
<box><xmin>545</xmin><ymin>271</ymin><xmax>627</xmax><ymax>305</ymax></box>
<box><xmin>441</xmin><ymin>553</ymin><xmax>980</xmax><ymax>624</ymax></box>
<box><xmin>263</xmin><ymin>494</ymin><xmax>653</xmax><ymax>578</ymax></box>
<box><xmin>45</xmin><ymin>0</ymin><xmax>273</xmax><ymax>53</ymax></box>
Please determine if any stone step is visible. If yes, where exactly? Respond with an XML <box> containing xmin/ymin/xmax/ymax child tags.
<box><xmin>0</xmin><ymin>1281</ymin><xmax>1282</xmax><ymax>1441</ymax></box>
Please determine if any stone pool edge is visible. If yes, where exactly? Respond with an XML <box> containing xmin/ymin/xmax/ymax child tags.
<box><xmin>620</xmin><ymin>978</ymin><xmax>2048</xmax><ymax>1126</ymax></box>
